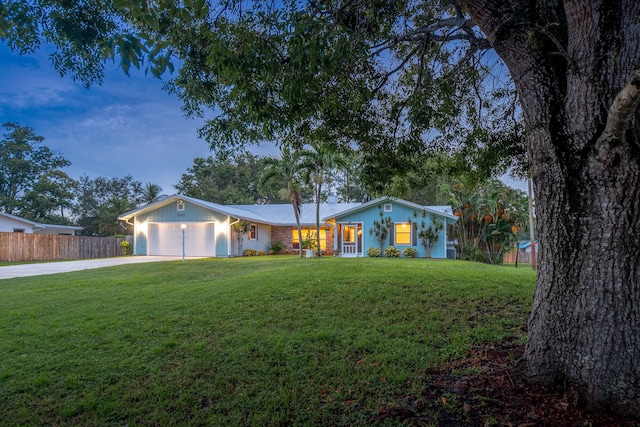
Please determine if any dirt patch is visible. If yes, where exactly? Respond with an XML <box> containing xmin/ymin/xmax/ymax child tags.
<box><xmin>372</xmin><ymin>341</ymin><xmax>638</xmax><ymax>426</ymax></box>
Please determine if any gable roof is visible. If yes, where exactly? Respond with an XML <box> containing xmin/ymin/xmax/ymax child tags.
<box><xmin>322</xmin><ymin>196</ymin><xmax>459</xmax><ymax>221</ymax></box>
<box><xmin>0</xmin><ymin>212</ymin><xmax>38</xmax><ymax>228</ymax></box>
<box><xmin>118</xmin><ymin>194</ymin><xmax>276</xmax><ymax>225</ymax></box>
<box><xmin>118</xmin><ymin>194</ymin><xmax>456</xmax><ymax>226</ymax></box>
<box><xmin>0</xmin><ymin>212</ymin><xmax>83</xmax><ymax>232</ymax></box>
<box><xmin>118</xmin><ymin>194</ymin><xmax>361</xmax><ymax>226</ymax></box>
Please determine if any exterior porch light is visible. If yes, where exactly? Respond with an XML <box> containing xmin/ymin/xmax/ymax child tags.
<box><xmin>181</xmin><ymin>223</ymin><xmax>187</xmax><ymax>262</ymax></box>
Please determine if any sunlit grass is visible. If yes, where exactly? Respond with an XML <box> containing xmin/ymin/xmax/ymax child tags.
<box><xmin>0</xmin><ymin>256</ymin><xmax>535</xmax><ymax>426</ymax></box>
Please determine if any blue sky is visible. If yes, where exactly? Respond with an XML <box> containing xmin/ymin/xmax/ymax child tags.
<box><xmin>1</xmin><ymin>43</ymin><xmax>527</xmax><ymax>195</ymax></box>
<box><xmin>0</xmin><ymin>43</ymin><xmax>276</xmax><ymax>195</ymax></box>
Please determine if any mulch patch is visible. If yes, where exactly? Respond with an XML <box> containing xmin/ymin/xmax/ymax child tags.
<box><xmin>371</xmin><ymin>341</ymin><xmax>639</xmax><ymax>426</ymax></box>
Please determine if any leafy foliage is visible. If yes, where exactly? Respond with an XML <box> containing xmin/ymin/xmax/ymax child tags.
<box><xmin>367</xmin><ymin>247</ymin><xmax>381</xmax><ymax>257</ymax></box>
<box><xmin>20</xmin><ymin>170</ymin><xmax>77</xmax><ymax>224</ymax></box>
<box><xmin>71</xmin><ymin>174</ymin><xmax>144</xmax><ymax>236</ymax></box>
<box><xmin>141</xmin><ymin>182</ymin><xmax>163</xmax><ymax>204</ymax></box>
<box><xmin>300</xmin><ymin>140</ymin><xmax>346</xmax><ymax>255</ymax></box>
<box><xmin>17</xmin><ymin>0</ymin><xmax>523</xmax><ymax>183</ymax></box>
<box><xmin>442</xmin><ymin>179</ymin><xmax>528</xmax><ymax>264</ymax></box>
<box><xmin>334</xmin><ymin>149</ymin><xmax>370</xmax><ymax>202</ymax></box>
<box><xmin>300</xmin><ymin>232</ymin><xmax>318</xmax><ymax>251</ymax></box>
<box><xmin>413</xmin><ymin>210</ymin><xmax>444</xmax><ymax>258</ymax></box>
<box><xmin>369</xmin><ymin>207</ymin><xmax>392</xmax><ymax>253</ymax></box>
<box><xmin>0</xmin><ymin>0</ymin><xmax>178</xmax><ymax>87</ymax></box>
<box><xmin>120</xmin><ymin>240</ymin><xmax>132</xmax><ymax>255</ymax></box>
<box><xmin>259</xmin><ymin>146</ymin><xmax>306</xmax><ymax>257</ymax></box>
<box><xmin>175</xmin><ymin>151</ymin><xmax>286</xmax><ymax>204</ymax></box>
<box><xmin>0</xmin><ymin>123</ymin><xmax>74</xmax><ymax>219</ymax></box>
<box><xmin>384</xmin><ymin>246</ymin><xmax>400</xmax><ymax>258</ymax></box>
<box><xmin>268</xmin><ymin>240</ymin><xmax>284</xmax><ymax>255</ymax></box>
<box><xmin>232</xmin><ymin>219</ymin><xmax>250</xmax><ymax>256</ymax></box>
<box><xmin>403</xmin><ymin>247</ymin><xmax>418</xmax><ymax>258</ymax></box>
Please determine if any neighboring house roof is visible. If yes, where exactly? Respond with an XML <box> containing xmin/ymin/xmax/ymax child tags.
<box><xmin>0</xmin><ymin>212</ymin><xmax>39</xmax><ymax>228</ymax></box>
<box><xmin>118</xmin><ymin>194</ymin><xmax>456</xmax><ymax>226</ymax></box>
<box><xmin>0</xmin><ymin>212</ymin><xmax>83</xmax><ymax>232</ymax></box>
<box><xmin>519</xmin><ymin>241</ymin><xmax>538</xmax><ymax>250</ymax></box>
<box><xmin>322</xmin><ymin>196</ymin><xmax>459</xmax><ymax>221</ymax></box>
<box><xmin>37</xmin><ymin>224</ymin><xmax>84</xmax><ymax>232</ymax></box>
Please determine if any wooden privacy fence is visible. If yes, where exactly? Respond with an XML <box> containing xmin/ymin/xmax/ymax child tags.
<box><xmin>503</xmin><ymin>251</ymin><xmax>532</xmax><ymax>264</ymax></box>
<box><xmin>0</xmin><ymin>232</ymin><xmax>129</xmax><ymax>262</ymax></box>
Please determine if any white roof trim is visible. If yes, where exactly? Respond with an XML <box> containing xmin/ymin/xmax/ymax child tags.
<box><xmin>0</xmin><ymin>211</ymin><xmax>39</xmax><ymax>227</ymax></box>
<box><xmin>321</xmin><ymin>196</ymin><xmax>458</xmax><ymax>221</ymax></box>
<box><xmin>0</xmin><ymin>212</ymin><xmax>83</xmax><ymax>231</ymax></box>
<box><xmin>118</xmin><ymin>194</ymin><xmax>457</xmax><ymax>225</ymax></box>
<box><xmin>35</xmin><ymin>223</ymin><xmax>83</xmax><ymax>231</ymax></box>
<box><xmin>118</xmin><ymin>194</ymin><xmax>276</xmax><ymax>225</ymax></box>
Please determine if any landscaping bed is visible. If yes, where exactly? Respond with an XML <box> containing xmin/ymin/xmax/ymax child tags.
<box><xmin>375</xmin><ymin>341</ymin><xmax>636</xmax><ymax>426</ymax></box>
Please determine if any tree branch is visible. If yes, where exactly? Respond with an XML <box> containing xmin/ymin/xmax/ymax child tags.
<box><xmin>371</xmin><ymin>44</ymin><xmax>421</xmax><ymax>96</ymax></box>
<box><xmin>369</xmin><ymin>16</ymin><xmax>490</xmax><ymax>57</ymax></box>
<box><xmin>599</xmin><ymin>68</ymin><xmax>640</xmax><ymax>144</ymax></box>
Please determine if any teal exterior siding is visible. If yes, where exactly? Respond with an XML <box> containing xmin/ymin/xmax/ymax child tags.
<box><xmin>137</xmin><ymin>201</ymin><xmax>226</xmax><ymax>223</ymax></box>
<box><xmin>133</xmin><ymin>200</ymin><xmax>230</xmax><ymax>256</ymax></box>
<box><xmin>335</xmin><ymin>201</ymin><xmax>453</xmax><ymax>258</ymax></box>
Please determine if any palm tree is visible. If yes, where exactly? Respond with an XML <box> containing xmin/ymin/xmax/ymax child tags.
<box><xmin>300</xmin><ymin>140</ymin><xmax>345</xmax><ymax>256</ymax></box>
<box><xmin>259</xmin><ymin>146</ymin><xmax>305</xmax><ymax>257</ymax></box>
<box><xmin>142</xmin><ymin>182</ymin><xmax>162</xmax><ymax>205</ymax></box>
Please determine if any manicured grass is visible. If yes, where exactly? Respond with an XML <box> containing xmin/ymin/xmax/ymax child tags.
<box><xmin>0</xmin><ymin>257</ymin><xmax>535</xmax><ymax>426</ymax></box>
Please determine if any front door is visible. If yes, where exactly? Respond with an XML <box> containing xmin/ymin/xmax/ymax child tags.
<box><xmin>341</xmin><ymin>224</ymin><xmax>361</xmax><ymax>256</ymax></box>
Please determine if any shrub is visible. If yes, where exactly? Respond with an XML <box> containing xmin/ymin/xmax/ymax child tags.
<box><xmin>120</xmin><ymin>240</ymin><xmax>132</xmax><ymax>256</ymax></box>
<box><xmin>243</xmin><ymin>249</ymin><xmax>258</xmax><ymax>256</ymax></box>
<box><xmin>367</xmin><ymin>247</ymin><xmax>381</xmax><ymax>257</ymax></box>
<box><xmin>258</xmin><ymin>250</ymin><xmax>267</xmax><ymax>256</ymax></box>
<box><xmin>269</xmin><ymin>240</ymin><xmax>284</xmax><ymax>254</ymax></box>
<box><xmin>385</xmin><ymin>246</ymin><xmax>401</xmax><ymax>258</ymax></box>
<box><xmin>403</xmin><ymin>247</ymin><xmax>418</xmax><ymax>258</ymax></box>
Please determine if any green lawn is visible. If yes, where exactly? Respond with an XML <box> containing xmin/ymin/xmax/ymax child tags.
<box><xmin>0</xmin><ymin>256</ymin><xmax>535</xmax><ymax>426</ymax></box>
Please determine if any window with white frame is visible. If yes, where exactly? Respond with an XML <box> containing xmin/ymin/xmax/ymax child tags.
<box><xmin>177</xmin><ymin>200</ymin><xmax>185</xmax><ymax>211</ymax></box>
<box><xmin>395</xmin><ymin>223</ymin><xmax>411</xmax><ymax>245</ymax></box>
<box><xmin>384</xmin><ymin>203</ymin><xmax>392</xmax><ymax>212</ymax></box>
<box><xmin>249</xmin><ymin>224</ymin><xmax>258</xmax><ymax>240</ymax></box>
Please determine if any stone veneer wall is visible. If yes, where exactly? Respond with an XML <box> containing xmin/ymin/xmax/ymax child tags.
<box><xmin>271</xmin><ymin>226</ymin><xmax>294</xmax><ymax>253</ymax></box>
<box><xmin>270</xmin><ymin>225</ymin><xmax>335</xmax><ymax>255</ymax></box>
<box><xmin>325</xmin><ymin>227</ymin><xmax>335</xmax><ymax>255</ymax></box>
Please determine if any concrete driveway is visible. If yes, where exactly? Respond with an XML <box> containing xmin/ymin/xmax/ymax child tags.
<box><xmin>0</xmin><ymin>256</ymin><xmax>202</xmax><ymax>280</ymax></box>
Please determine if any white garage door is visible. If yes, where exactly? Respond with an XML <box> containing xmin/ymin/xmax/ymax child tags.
<box><xmin>148</xmin><ymin>223</ymin><xmax>215</xmax><ymax>256</ymax></box>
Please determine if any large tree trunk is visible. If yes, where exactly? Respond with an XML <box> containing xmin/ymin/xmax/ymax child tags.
<box><xmin>461</xmin><ymin>0</ymin><xmax>640</xmax><ymax>414</ymax></box>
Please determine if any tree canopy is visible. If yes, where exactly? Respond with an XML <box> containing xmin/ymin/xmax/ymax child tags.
<box><xmin>1</xmin><ymin>0</ymin><xmax>526</xmax><ymax>180</ymax></box>
<box><xmin>175</xmin><ymin>151</ymin><xmax>287</xmax><ymax>204</ymax></box>
<box><xmin>71</xmin><ymin>174</ymin><xmax>144</xmax><ymax>236</ymax></box>
<box><xmin>0</xmin><ymin>122</ymin><xmax>73</xmax><ymax>218</ymax></box>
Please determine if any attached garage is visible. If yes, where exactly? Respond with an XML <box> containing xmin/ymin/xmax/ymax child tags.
<box><xmin>119</xmin><ymin>195</ymin><xmax>276</xmax><ymax>257</ymax></box>
<box><xmin>148</xmin><ymin>222</ymin><xmax>216</xmax><ymax>257</ymax></box>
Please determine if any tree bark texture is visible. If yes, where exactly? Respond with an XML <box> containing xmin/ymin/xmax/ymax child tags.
<box><xmin>460</xmin><ymin>0</ymin><xmax>640</xmax><ymax>414</ymax></box>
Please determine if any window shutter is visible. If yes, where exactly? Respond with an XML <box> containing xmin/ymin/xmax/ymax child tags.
<box><xmin>389</xmin><ymin>223</ymin><xmax>394</xmax><ymax>245</ymax></box>
<box><xmin>411</xmin><ymin>224</ymin><xmax>417</xmax><ymax>246</ymax></box>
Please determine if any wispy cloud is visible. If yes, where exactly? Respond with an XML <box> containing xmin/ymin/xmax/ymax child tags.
<box><xmin>0</xmin><ymin>47</ymin><xmax>77</xmax><ymax>110</ymax></box>
<box><xmin>0</xmin><ymin>43</ymin><xmax>215</xmax><ymax>193</ymax></box>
